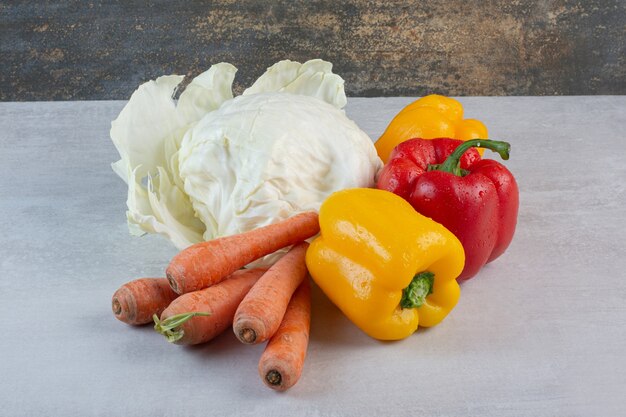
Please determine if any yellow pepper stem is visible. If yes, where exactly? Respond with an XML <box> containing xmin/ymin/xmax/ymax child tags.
<box><xmin>400</xmin><ymin>272</ymin><xmax>435</xmax><ymax>309</ymax></box>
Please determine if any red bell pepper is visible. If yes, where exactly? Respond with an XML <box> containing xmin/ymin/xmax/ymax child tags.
<box><xmin>377</xmin><ymin>138</ymin><xmax>519</xmax><ymax>281</ymax></box>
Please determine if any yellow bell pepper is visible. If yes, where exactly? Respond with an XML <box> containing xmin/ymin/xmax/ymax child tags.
<box><xmin>305</xmin><ymin>188</ymin><xmax>465</xmax><ymax>341</ymax></box>
<box><xmin>375</xmin><ymin>94</ymin><xmax>489</xmax><ymax>163</ymax></box>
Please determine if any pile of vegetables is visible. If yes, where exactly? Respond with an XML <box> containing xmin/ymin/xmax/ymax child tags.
<box><xmin>113</xmin><ymin>213</ymin><xmax>319</xmax><ymax>391</ymax></box>
<box><xmin>110</xmin><ymin>60</ymin><xmax>519</xmax><ymax>391</ymax></box>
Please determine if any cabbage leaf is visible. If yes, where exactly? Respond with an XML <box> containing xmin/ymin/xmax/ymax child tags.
<box><xmin>243</xmin><ymin>59</ymin><xmax>347</xmax><ymax>109</ymax></box>
<box><xmin>110</xmin><ymin>63</ymin><xmax>236</xmax><ymax>248</ymax></box>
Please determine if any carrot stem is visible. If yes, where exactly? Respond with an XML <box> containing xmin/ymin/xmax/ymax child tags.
<box><xmin>153</xmin><ymin>312</ymin><xmax>211</xmax><ymax>343</ymax></box>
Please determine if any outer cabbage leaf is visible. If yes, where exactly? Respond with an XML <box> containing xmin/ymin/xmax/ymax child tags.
<box><xmin>243</xmin><ymin>59</ymin><xmax>347</xmax><ymax>109</ymax></box>
<box><xmin>110</xmin><ymin>63</ymin><xmax>236</xmax><ymax>248</ymax></box>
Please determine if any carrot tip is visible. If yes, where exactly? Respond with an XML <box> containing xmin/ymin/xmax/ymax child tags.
<box><xmin>239</xmin><ymin>328</ymin><xmax>257</xmax><ymax>344</ymax></box>
<box><xmin>265</xmin><ymin>370</ymin><xmax>282</xmax><ymax>387</ymax></box>
<box><xmin>112</xmin><ymin>298</ymin><xmax>122</xmax><ymax>315</ymax></box>
<box><xmin>166</xmin><ymin>272</ymin><xmax>180</xmax><ymax>294</ymax></box>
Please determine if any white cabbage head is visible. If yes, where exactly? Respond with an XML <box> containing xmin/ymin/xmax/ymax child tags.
<box><xmin>110</xmin><ymin>59</ymin><xmax>382</xmax><ymax>264</ymax></box>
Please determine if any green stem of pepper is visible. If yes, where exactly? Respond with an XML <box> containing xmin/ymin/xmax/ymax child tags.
<box><xmin>400</xmin><ymin>271</ymin><xmax>435</xmax><ymax>309</ymax></box>
<box><xmin>428</xmin><ymin>139</ymin><xmax>511</xmax><ymax>176</ymax></box>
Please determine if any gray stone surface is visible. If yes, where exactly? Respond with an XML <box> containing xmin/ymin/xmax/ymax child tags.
<box><xmin>2</xmin><ymin>1</ymin><xmax>625</xmax><ymax>100</ymax></box>
<box><xmin>0</xmin><ymin>97</ymin><xmax>625</xmax><ymax>416</ymax></box>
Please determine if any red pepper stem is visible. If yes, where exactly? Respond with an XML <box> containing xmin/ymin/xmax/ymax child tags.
<box><xmin>436</xmin><ymin>139</ymin><xmax>511</xmax><ymax>176</ymax></box>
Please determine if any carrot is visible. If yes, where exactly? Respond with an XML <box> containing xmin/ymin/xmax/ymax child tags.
<box><xmin>153</xmin><ymin>268</ymin><xmax>266</xmax><ymax>345</ymax></box>
<box><xmin>233</xmin><ymin>242</ymin><xmax>309</xmax><ymax>345</ymax></box>
<box><xmin>166</xmin><ymin>212</ymin><xmax>319</xmax><ymax>294</ymax></box>
<box><xmin>112</xmin><ymin>278</ymin><xmax>178</xmax><ymax>325</ymax></box>
<box><xmin>258</xmin><ymin>279</ymin><xmax>311</xmax><ymax>391</ymax></box>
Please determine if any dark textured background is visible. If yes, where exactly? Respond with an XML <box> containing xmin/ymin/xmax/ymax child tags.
<box><xmin>2</xmin><ymin>0</ymin><xmax>625</xmax><ymax>101</ymax></box>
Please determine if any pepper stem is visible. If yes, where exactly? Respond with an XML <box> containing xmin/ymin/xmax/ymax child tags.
<box><xmin>430</xmin><ymin>139</ymin><xmax>511</xmax><ymax>176</ymax></box>
<box><xmin>153</xmin><ymin>311</ymin><xmax>211</xmax><ymax>343</ymax></box>
<box><xmin>400</xmin><ymin>271</ymin><xmax>435</xmax><ymax>309</ymax></box>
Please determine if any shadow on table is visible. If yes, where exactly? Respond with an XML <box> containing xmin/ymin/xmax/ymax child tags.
<box><xmin>309</xmin><ymin>281</ymin><xmax>391</xmax><ymax>348</ymax></box>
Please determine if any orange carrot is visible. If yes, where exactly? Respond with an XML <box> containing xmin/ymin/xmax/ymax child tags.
<box><xmin>112</xmin><ymin>278</ymin><xmax>178</xmax><ymax>325</ymax></box>
<box><xmin>258</xmin><ymin>279</ymin><xmax>311</xmax><ymax>391</ymax></box>
<box><xmin>166</xmin><ymin>212</ymin><xmax>319</xmax><ymax>294</ymax></box>
<box><xmin>233</xmin><ymin>242</ymin><xmax>309</xmax><ymax>345</ymax></box>
<box><xmin>153</xmin><ymin>268</ymin><xmax>266</xmax><ymax>345</ymax></box>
